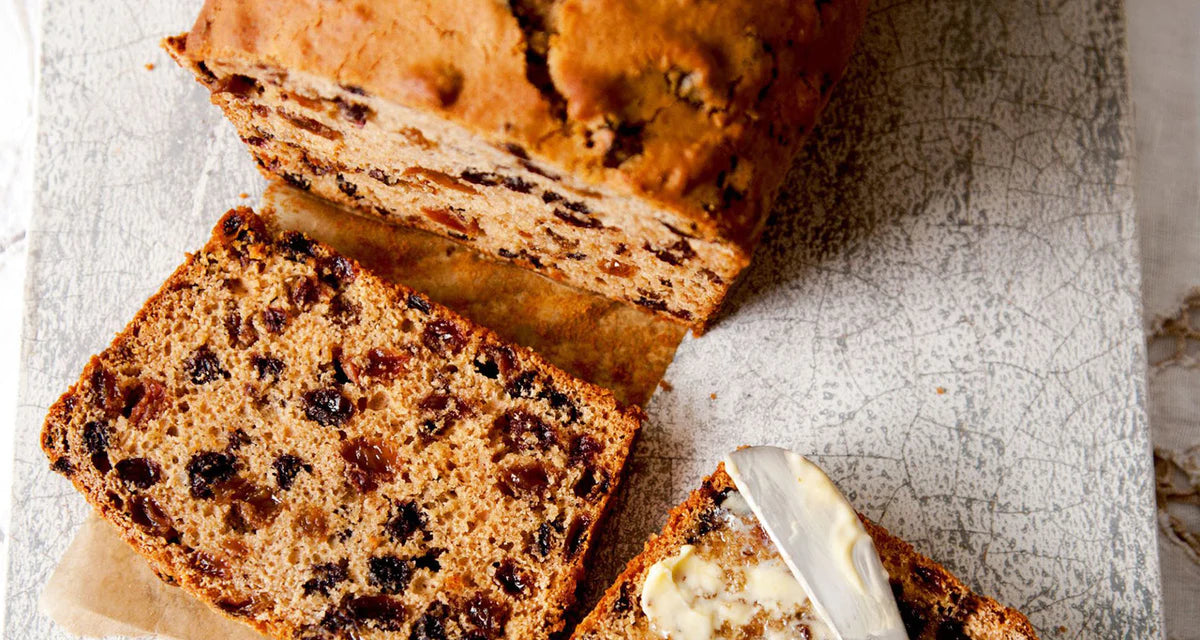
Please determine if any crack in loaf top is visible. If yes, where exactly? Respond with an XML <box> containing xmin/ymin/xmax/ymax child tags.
<box><xmin>181</xmin><ymin>0</ymin><xmax>868</xmax><ymax>247</ymax></box>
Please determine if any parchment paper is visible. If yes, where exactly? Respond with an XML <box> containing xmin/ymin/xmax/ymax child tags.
<box><xmin>7</xmin><ymin>1</ymin><xmax>1163</xmax><ymax>638</ymax></box>
<box><xmin>41</xmin><ymin>516</ymin><xmax>265</xmax><ymax>640</ymax></box>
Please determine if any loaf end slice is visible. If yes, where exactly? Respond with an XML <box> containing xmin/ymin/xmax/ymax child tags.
<box><xmin>162</xmin><ymin>0</ymin><xmax>870</xmax><ymax>327</ymax></box>
<box><xmin>573</xmin><ymin>466</ymin><xmax>1039</xmax><ymax>640</ymax></box>
<box><xmin>41</xmin><ymin>208</ymin><xmax>643</xmax><ymax>640</ymax></box>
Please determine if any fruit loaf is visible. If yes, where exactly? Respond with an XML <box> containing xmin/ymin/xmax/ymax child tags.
<box><xmin>41</xmin><ymin>208</ymin><xmax>643</xmax><ymax>640</ymax></box>
<box><xmin>164</xmin><ymin>0</ymin><xmax>870</xmax><ymax>327</ymax></box>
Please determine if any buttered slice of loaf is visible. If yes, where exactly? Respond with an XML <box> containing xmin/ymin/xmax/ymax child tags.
<box><xmin>40</xmin><ymin>208</ymin><xmax>642</xmax><ymax>640</ymax></box>
<box><xmin>573</xmin><ymin>466</ymin><xmax>1039</xmax><ymax>640</ymax></box>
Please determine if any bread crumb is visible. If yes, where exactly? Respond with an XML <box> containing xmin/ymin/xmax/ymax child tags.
<box><xmin>658</xmin><ymin>380</ymin><xmax>673</xmax><ymax>392</ymax></box>
<box><xmin>936</xmin><ymin>387</ymin><xmax>946</xmax><ymax>395</ymax></box>
<box><xmin>144</xmin><ymin>63</ymin><xmax>155</xmax><ymax>71</ymax></box>
<box><xmin>238</xmin><ymin>192</ymin><xmax>250</xmax><ymax>199</ymax></box>
<box><xmin>1057</xmin><ymin>626</ymin><xmax>1068</xmax><ymax>634</ymax></box>
<box><xmin>709</xmin><ymin>392</ymin><xmax>717</xmax><ymax>400</ymax></box>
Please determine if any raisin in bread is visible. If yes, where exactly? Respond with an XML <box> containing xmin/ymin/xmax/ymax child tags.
<box><xmin>163</xmin><ymin>0</ymin><xmax>869</xmax><ymax>327</ymax></box>
<box><xmin>573</xmin><ymin>466</ymin><xmax>1039</xmax><ymax>640</ymax></box>
<box><xmin>40</xmin><ymin>208</ymin><xmax>643</xmax><ymax>640</ymax></box>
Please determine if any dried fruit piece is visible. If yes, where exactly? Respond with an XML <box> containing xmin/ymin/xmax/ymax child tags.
<box><xmin>363</xmin><ymin>347</ymin><xmax>409</xmax><ymax>378</ymax></box>
<box><xmin>82</xmin><ymin>420</ymin><xmax>110</xmax><ymax>455</ymax></box>
<box><xmin>500</xmin><ymin>461</ymin><xmax>553</xmax><ymax>497</ymax></box>
<box><xmin>465</xmin><ymin>593</ymin><xmax>509</xmax><ymax>636</ymax></box>
<box><xmin>90</xmin><ymin>365</ymin><xmax>123</xmax><ymax>418</ymax></box>
<box><xmin>368</xmin><ymin>555</ymin><xmax>414</xmax><ymax>595</ymax></box>
<box><xmin>568</xmin><ymin>435</ymin><xmax>602</xmax><ymax>465</ymax></box>
<box><xmin>125</xmin><ymin>379</ymin><xmax>167</xmax><ymax>427</ymax></box>
<box><xmin>644</xmin><ymin>238</ymin><xmax>696</xmax><ymax>266</ymax></box>
<box><xmin>414</xmin><ymin>548</ymin><xmax>444</xmax><ymax>573</ymax></box>
<box><xmin>289</xmin><ymin>275</ymin><xmax>322</xmax><ymax>310</ymax></box>
<box><xmin>251</xmin><ymin>354</ymin><xmax>285</xmax><ymax>380</ymax></box>
<box><xmin>187</xmin><ymin>451</ymin><xmax>238</xmax><ymax>499</ymax></box>
<box><xmin>564</xmin><ymin>515</ymin><xmax>590</xmax><ymax>558</ymax></box>
<box><xmin>189</xmin><ymin>552</ymin><xmax>229</xmax><ymax>579</ymax></box>
<box><xmin>422</xmin><ymin>319</ymin><xmax>466</xmax><ymax>356</ymax></box>
<box><xmin>279</xmin><ymin>230</ymin><xmax>315</xmax><ymax>257</ymax></box>
<box><xmin>473</xmin><ymin>358</ymin><xmax>500</xmax><ymax>379</ymax></box>
<box><xmin>573</xmin><ymin>468</ymin><xmax>609</xmax><ymax>501</ymax></box>
<box><xmin>334</xmin><ymin>98</ymin><xmax>371</xmax><ymax>126</ymax></box>
<box><xmin>341</xmin><ymin>437</ymin><xmax>397</xmax><ymax>492</ymax></box>
<box><xmin>474</xmin><ymin>344</ymin><xmax>516</xmax><ymax>380</ymax></box>
<box><xmin>319</xmin><ymin>255</ymin><xmax>356</xmax><ymax>289</ymax></box>
<box><xmin>342</xmin><ymin>594</ymin><xmax>406</xmax><ymax>630</ymax></box>
<box><xmin>417</xmin><ymin>392</ymin><xmax>465</xmax><ymax>436</ymax></box>
<box><xmin>272</xmin><ymin>454</ymin><xmax>313</xmax><ymax>490</ymax></box>
<box><xmin>115</xmin><ymin>457</ymin><xmax>162</xmax><ymax>489</ymax></box>
<box><xmin>218</xmin><ymin>477</ymin><xmax>283</xmax><ymax>531</ymax></box>
<box><xmin>408</xmin><ymin>602</ymin><xmax>450</xmax><ymax>640</ymax></box>
<box><xmin>302</xmin><ymin>560</ymin><xmax>349</xmax><ymax>596</ymax></box>
<box><xmin>553</xmin><ymin>207</ymin><xmax>602</xmax><ymax>229</ymax></box>
<box><xmin>385</xmin><ymin>501</ymin><xmax>428</xmax><ymax>544</ymax></box>
<box><xmin>493</xmin><ymin>560</ymin><xmax>531</xmax><ymax>597</ymax></box>
<box><xmin>295</xmin><ymin>507</ymin><xmax>328</xmax><ymax>539</ymax></box>
<box><xmin>303</xmin><ymin>388</ymin><xmax>355</xmax><ymax>426</ymax></box>
<box><xmin>505</xmin><ymin>371</ymin><xmax>538</xmax><ymax>398</ymax></box>
<box><xmin>496</xmin><ymin>409</ymin><xmax>557</xmax><ymax>452</ymax></box>
<box><xmin>261</xmin><ymin>307</ymin><xmax>289</xmax><ymax>333</ymax></box>
<box><xmin>599</xmin><ymin>258</ymin><xmax>637</xmax><ymax>277</ymax></box>
<box><xmin>83</xmin><ymin>420</ymin><xmax>112</xmax><ymax>472</ymax></box>
<box><xmin>184</xmin><ymin>346</ymin><xmax>227</xmax><ymax>384</ymax></box>
<box><xmin>406</xmin><ymin>293</ymin><xmax>431</xmax><ymax>313</ymax></box>
<box><xmin>215</xmin><ymin>594</ymin><xmax>260</xmax><ymax>617</ymax></box>
<box><xmin>129</xmin><ymin>495</ymin><xmax>176</xmax><ymax>540</ymax></box>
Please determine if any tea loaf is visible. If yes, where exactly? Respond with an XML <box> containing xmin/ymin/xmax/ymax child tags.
<box><xmin>40</xmin><ymin>208</ymin><xmax>643</xmax><ymax>639</ymax></box>
<box><xmin>574</xmin><ymin>466</ymin><xmax>1039</xmax><ymax>640</ymax></box>
<box><xmin>164</xmin><ymin>0</ymin><xmax>870</xmax><ymax>327</ymax></box>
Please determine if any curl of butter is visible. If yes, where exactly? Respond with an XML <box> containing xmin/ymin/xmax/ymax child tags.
<box><xmin>639</xmin><ymin>544</ymin><xmax>818</xmax><ymax>640</ymax></box>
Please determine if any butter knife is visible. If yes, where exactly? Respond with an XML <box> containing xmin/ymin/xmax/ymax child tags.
<box><xmin>725</xmin><ymin>446</ymin><xmax>909</xmax><ymax>640</ymax></box>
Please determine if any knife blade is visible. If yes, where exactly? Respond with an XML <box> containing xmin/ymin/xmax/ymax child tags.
<box><xmin>725</xmin><ymin>446</ymin><xmax>909</xmax><ymax>640</ymax></box>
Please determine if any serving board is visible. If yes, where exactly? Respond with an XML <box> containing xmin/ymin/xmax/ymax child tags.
<box><xmin>5</xmin><ymin>1</ymin><xmax>1162</xmax><ymax>637</ymax></box>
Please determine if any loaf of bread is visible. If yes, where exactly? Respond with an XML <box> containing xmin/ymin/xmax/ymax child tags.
<box><xmin>40</xmin><ymin>208</ymin><xmax>643</xmax><ymax>640</ymax></box>
<box><xmin>164</xmin><ymin>0</ymin><xmax>869</xmax><ymax>327</ymax></box>
<box><xmin>574</xmin><ymin>466</ymin><xmax>1040</xmax><ymax>640</ymax></box>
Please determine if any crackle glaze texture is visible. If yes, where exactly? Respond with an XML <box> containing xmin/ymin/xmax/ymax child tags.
<box><xmin>6</xmin><ymin>1</ymin><xmax>1161</xmax><ymax>639</ymax></box>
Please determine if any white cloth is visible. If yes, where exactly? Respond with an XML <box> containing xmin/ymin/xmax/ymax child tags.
<box><xmin>1128</xmin><ymin>2</ymin><xmax>1200</xmax><ymax>638</ymax></box>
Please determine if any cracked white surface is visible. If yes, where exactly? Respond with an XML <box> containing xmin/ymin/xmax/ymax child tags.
<box><xmin>0</xmin><ymin>0</ymin><xmax>1182</xmax><ymax>639</ymax></box>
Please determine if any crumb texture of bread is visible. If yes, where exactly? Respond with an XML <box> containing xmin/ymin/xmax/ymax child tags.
<box><xmin>40</xmin><ymin>208</ymin><xmax>642</xmax><ymax>640</ymax></box>
<box><xmin>573</xmin><ymin>467</ymin><xmax>1040</xmax><ymax>640</ymax></box>
<box><xmin>164</xmin><ymin>0</ymin><xmax>870</xmax><ymax>326</ymax></box>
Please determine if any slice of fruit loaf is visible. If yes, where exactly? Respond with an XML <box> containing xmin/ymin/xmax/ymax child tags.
<box><xmin>573</xmin><ymin>466</ymin><xmax>1039</xmax><ymax>640</ymax></box>
<box><xmin>163</xmin><ymin>0</ymin><xmax>869</xmax><ymax>327</ymax></box>
<box><xmin>40</xmin><ymin>208</ymin><xmax>643</xmax><ymax>640</ymax></box>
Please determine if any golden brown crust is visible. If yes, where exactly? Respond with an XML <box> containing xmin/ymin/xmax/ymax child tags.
<box><xmin>41</xmin><ymin>207</ymin><xmax>643</xmax><ymax>640</ymax></box>
<box><xmin>178</xmin><ymin>0</ymin><xmax>869</xmax><ymax>247</ymax></box>
<box><xmin>573</xmin><ymin>466</ymin><xmax>1039</xmax><ymax>640</ymax></box>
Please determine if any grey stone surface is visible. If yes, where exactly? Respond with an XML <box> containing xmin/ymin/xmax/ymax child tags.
<box><xmin>5</xmin><ymin>1</ymin><xmax>1162</xmax><ymax>638</ymax></box>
